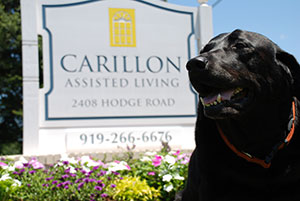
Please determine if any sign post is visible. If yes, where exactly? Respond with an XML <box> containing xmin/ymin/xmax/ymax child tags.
<box><xmin>21</xmin><ymin>0</ymin><xmax>213</xmax><ymax>155</ymax></box>
<box><xmin>21</xmin><ymin>0</ymin><xmax>40</xmax><ymax>155</ymax></box>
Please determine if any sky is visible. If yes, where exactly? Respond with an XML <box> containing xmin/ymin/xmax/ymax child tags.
<box><xmin>167</xmin><ymin>0</ymin><xmax>300</xmax><ymax>62</ymax></box>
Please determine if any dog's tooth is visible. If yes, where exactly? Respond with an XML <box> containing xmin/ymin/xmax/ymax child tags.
<box><xmin>200</xmin><ymin>97</ymin><xmax>204</xmax><ymax>105</ymax></box>
<box><xmin>234</xmin><ymin>87</ymin><xmax>242</xmax><ymax>94</ymax></box>
<box><xmin>217</xmin><ymin>94</ymin><xmax>222</xmax><ymax>103</ymax></box>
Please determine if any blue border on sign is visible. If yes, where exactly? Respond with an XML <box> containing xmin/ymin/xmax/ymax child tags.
<box><xmin>42</xmin><ymin>0</ymin><xmax>198</xmax><ymax>121</ymax></box>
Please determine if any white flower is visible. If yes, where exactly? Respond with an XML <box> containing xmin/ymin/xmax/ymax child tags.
<box><xmin>13</xmin><ymin>161</ymin><xmax>24</xmax><ymax>169</ymax></box>
<box><xmin>54</xmin><ymin>162</ymin><xmax>63</xmax><ymax>168</ymax></box>
<box><xmin>0</xmin><ymin>174</ymin><xmax>21</xmax><ymax>187</ymax></box>
<box><xmin>164</xmin><ymin>155</ymin><xmax>176</xmax><ymax>166</ymax></box>
<box><xmin>19</xmin><ymin>156</ymin><xmax>28</xmax><ymax>164</ymax></box>
<box><xmin>60</xmin><ymin>154</ymin><xmax>77</xmax><ymax>164</ymax></box>
<box><xmin>0</xmin><ymin>174</ymin><xmax>12</xmax><ymax>181</ymax></box>
<box><xmin>107</xmin><ymin>161</ymin><xmax>130</xmax><ymax>172</ymax></box>
<box><xmin>174</xmin><ymin>174</ymin><xmax>184</xmax><ymax>180</ymax></box>
<box><xmin>1</xmin><ymin>165</ymin><xmax>8</xmax><ymax>170</ymax></box>
<box><xmin>80</xmin><ymin>156</ymin><xmax>99</xmax><ymax>167</ymax></box>
<box><xmin>164</xmin><ymin>184</ymin><xmax>174</xmax><ymax>192</ymax></box>
<box><xmin>87</xmin><ymin>160</ymin><xmax>99</xmax><ymax>167</ymax></box>
<box><xmin>8</xmin><ymin>166</ymin><xmax>15</xmax><ymax>171</ymax></box>
<box><xmin>13</xmin><ymin>156</ymin><xmax>28</xmax><ymax>169</ymax></box>
<box><xmin>1</xmin><ymin>165</ymin><xmax>15</xmax><ymax>171</ymax></box>
<box><xmin>69</xmin><ymin>166</ymin><xmax>76</xmax><ymax>174</ymax></box>
<box><xmin>140</xmin><ymin>156</ymin><xmax>151</xmax><ymax>162</ymax></box>
<box><xmin>80</xmin><ymin>156</ymin><xmax>90</xmax><ymax>164</ymax></box>
<box><xmin>12</xmin><ymin>179</ymin><xmax>21</xmax><ymax>187</ymax></box>
<box><xmin>162</xmin><ymin>174</ymin><xmax>173</xmax><ymax>182</ymax></box>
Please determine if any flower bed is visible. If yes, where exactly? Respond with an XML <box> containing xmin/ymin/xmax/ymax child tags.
<box><xmin>0</xmin><ymin>150</ymin><xmax>190</xmax><ymax>201</ymax></box>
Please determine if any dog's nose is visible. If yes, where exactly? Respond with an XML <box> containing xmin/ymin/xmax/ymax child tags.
<box><xmin>186</xmin><ymin>56</ymin><xmax>208</xmax><ymax>71</ymax></box>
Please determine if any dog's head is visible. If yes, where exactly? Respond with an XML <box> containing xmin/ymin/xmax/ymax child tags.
<box><xmin>187</xmin><ymin>29</ymin><xmax>300</xmax><ymax>120</ymax></box>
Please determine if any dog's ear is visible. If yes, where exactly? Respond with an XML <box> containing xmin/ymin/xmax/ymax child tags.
<box><xmin>276</xmin><ymin>49</ymin><xmax>300</xmax><ymax>99</ymax></box>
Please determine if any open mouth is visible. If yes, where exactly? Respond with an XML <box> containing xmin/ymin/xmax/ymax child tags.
<box><xmin>200</xmin><ymin>87</ymin><xmax>249</xmax><ymax>108</ymax></box>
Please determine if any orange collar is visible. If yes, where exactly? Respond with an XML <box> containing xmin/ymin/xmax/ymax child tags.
<box><xmin>216</xmin><ymin>101</ymin><xmax>296</xmax><ymax>169</ymax></box>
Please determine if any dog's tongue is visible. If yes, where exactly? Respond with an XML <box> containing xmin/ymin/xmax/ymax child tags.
<box><xmin>221</xmin><ymin>89</ymin><xmax>235</xmax><ymax>100</ymax></box>
<box><xmin>202</xmin><ymin>89</ymin><xmax>235</xmax><ymax>105</ymax></box>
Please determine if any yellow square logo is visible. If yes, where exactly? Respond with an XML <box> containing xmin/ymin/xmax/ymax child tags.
<box><xmin>109</xmin><ymin>8</ymin><xmax>136</xmax><ymax>47</ymax></box>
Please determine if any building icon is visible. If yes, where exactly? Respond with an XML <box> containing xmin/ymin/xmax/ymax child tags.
<box><xmin>109</xmin><ymin>8</ymin><xmax>136</xmax><ymax>47</ymax></box>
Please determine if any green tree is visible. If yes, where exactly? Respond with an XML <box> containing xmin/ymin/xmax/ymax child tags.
<box><xmin>0</xmin><ymin>0</ymin><xmax>22</xmax><ymax>155</ymax></box>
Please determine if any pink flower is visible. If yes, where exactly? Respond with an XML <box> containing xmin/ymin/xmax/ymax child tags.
<box><xmin>94</xmin><ymin>186</ymin><xmax>102</xmax><ymax>191</ymax></box>
<box><xmin>125</xmin><ymin>164</ymin><xmax>131</xmax><ymax>170</ymax></box>
<box><xmin>177</xmin><ymin>153</ymin><xmax>187</xmax><ymax>160</ymax></box>
<box><xmin>173</xmin><ymin>150</ymin><xmax>181</xmax><ymax>156</ymax></box>
<box><xmin>148</xmin><ymin>171</ymin><xmax>155</xmax><ymax>176</ymax></box>
<box><xmin>178</xmin><ymin>154</ymin><xmax>190</xmax><ymax>165</ymax></box>
<box><xmin>32</xmin><ymin>161</ymin><xmax>44</xmax><ymax>169</ymax></box>
<box><xmin>101</xmin><ymin>193</ymin><xmax>108</xmax><ymax>198</ymax></box>
<box><xmin>99</xmin><ymin>160</ymin><xmax>105</xmax><ymax>165</ymax></box>
<box><xmin>14</xmin><ymin>162</ymin><xmax>24</xmax><ymax>169</ymax></box>
<box><xmin>0</xmin><ymin>162</ymin><xmax>7</xmax><ymax>167</ymax></box>
<box><xmin>181</xmin><ymin>158</ymin><xmax>190</xmax><ymax>165</ymax></box>
<box><xmin>152</xmin><ymin>155</ymin><xmax>162</xmax><ymax>167</ymax></box>
<box><xmin>29</xmin><ymin>158</ymin><xmax>44</xmax><ymax>169</ymax></box>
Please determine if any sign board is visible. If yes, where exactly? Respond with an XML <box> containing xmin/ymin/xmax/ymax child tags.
<box><xmin>21</xmin><ymin>0</ymin><xmax>213</xmax><ymax>155</ymax></box>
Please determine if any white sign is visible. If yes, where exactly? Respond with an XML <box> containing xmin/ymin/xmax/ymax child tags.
<box><xmin>21</xmin><ymin>0</ymin><xmax>213</xmax><ymax>155</ymax></box>
<box><xmin>39</xmin><ymin>0</ymin><xmax>198</xmax><ymax>127</ymax></box>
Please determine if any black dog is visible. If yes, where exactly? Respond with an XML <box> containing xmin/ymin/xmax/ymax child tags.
<box><xmin>180</xmin><ymin>30</ymin><xmax>300</xmax><ymax>201</ymax></box>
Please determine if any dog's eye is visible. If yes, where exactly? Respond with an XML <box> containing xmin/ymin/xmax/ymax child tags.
<box><xmin>232</xmin><ymin>42</ymin><xmax>248</xmax><ymax>49</ymax></box>
<box><xmin>200</xmin><ymin>43</ymin><xmax>215</xmax><ymax>53</ymax></box>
